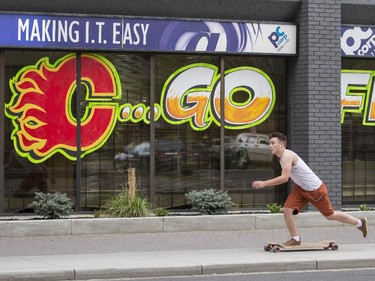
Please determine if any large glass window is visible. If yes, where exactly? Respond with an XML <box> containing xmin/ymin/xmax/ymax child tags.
<box><xmin>152</xmin><ymin>55</ymin><xmax>288</xmax><ymax>209</ymax></box>
<box><xmin>2</xmin><ymin>51</ymin><xmax>288</xmax><ymax>213</ymax></box>
<box><xmin>342</xmin><ymin>59</ymin><xmax>375</xmax><ymax>206</ymax></box>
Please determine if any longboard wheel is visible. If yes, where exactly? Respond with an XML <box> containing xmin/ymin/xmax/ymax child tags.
<box><xmin>272</xmin><ymin>246</ymin><xmax>281</xmax><ymax>253</ymax></box>
<box><xmin>264</xmin><ymin>245</ymin><xmax>271</xmax><ymax>251</ymax></box>
<box><xmin>331</xmin><ymin>243</ymin><xmax>339</xmax><ymax>251</ymax></box>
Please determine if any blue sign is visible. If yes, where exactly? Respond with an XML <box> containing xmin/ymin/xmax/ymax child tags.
<box><xmin>0</xmin><ymin>13</ymin><xmax>297</xmax><ymax>55</ymax></box>
<box><xmin>341</xmin><ymin>25</ymin><xmax>375</xmax><ymax>57</ymax></box>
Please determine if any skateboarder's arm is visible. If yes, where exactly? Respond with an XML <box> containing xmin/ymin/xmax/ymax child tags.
<box><xmin>252</xmin><ymin>151</ymin><xmax>293</xmax><ymax>189</ymax></box>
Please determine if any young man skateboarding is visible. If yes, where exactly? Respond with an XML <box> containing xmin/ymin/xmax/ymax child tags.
<box><xmin>251</xmin><ymin>132</ymin><xmax>368</xmax><ymax>246</ymax></box>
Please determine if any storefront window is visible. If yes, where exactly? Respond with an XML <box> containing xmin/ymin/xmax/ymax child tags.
<box><xmin>3</xmin><ymin>50</ymin><xmax>288</xmax><ymax>212</ymax></box>
<box><xmin>342</xmin><ymin>59</ymin><xmax>375</xmax><ymax>205</ymax></box>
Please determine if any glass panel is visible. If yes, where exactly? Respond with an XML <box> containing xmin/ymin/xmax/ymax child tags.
<box><xmin>223</xmin><ymin>56</ymin><xmax>287</xmax><ymax>209</ymax></box>
<box><xmin>3</xmin><ymin>51</ymin><xmax>74</xmax><ymax>212</ymax></box>
<box><xmin>154</xmin><ymin>55</ymin><xmax>220</xmax><ymax>208</ymax></box>
<box><xmin>81</xmin><ymin>54</ymin><xmax>150</xmax><ymax>210</ymax></box>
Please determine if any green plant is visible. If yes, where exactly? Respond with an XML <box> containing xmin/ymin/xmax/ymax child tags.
<box><xmin>266</xmin><ymin>203</ymin><xmax>283</xmax><ymax>213</ymax></box>
<box><xmin>103</xmin><ymin>168</ymin><xmax>152</xmax><ymax>218</ymax></box>
<box><xmin>185</xmin><ymin>188</ymin><xmax>234</xmax><ymax>215</ymax></box>
<box><xmin>359</xmin><ymin>204</ymin><xmax>370</xmax><ymax>211</ymax></box>
<box><xmin>29</xmin><ymin>192</ymin><xmax>73</xmax><ymax>219</ymax></box>
<box><xmin>154</xmin><ymin>207</ymin><xmax>169</xmax><ymax>217</ymax></box>
<box><xmin>94</xmin><ymin>210</ymin><xmax>104</xmax><ymax>218</ymax></box>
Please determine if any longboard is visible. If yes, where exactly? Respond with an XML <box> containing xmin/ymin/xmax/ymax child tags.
<box><xmin>264</xmin><ymin>240</ymin><xmax>338</xmax><ymax>253</ymax></box>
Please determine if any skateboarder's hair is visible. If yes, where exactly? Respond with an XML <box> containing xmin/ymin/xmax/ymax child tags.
<box><xmin>271</xmin><ymin>132</ymin><xmax>287</xmax><ymax>147</ymax></box>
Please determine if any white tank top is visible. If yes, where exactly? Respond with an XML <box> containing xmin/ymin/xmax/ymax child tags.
<box><xmin>282</xmin><ymin>151</ymin><xmax>322</xmax><ymax>191</ymax></box>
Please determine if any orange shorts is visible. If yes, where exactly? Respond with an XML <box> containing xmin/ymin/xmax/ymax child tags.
<box><xmin>284</xmin><ymin>183</ymin><xmax>334</xmax><ymax>217</ymax></box>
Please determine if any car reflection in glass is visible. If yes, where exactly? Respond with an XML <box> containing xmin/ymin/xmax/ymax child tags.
<box><xmin>229</xmin><ymin>133</ymin><xmax>273</xmax><ymax>169</ymax></box>
<box><xmin>114</xmin><ymin>140</ymin><xmax>210</xmax><ymax>174</ymax></box>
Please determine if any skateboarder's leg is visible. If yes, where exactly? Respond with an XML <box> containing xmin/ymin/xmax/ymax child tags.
<box><xmin>325</xmin><ymin>211</ymin><xmax>358</xmax><ymax>225</ymax></box>
<box><xmin>325</xmin><ymin>211</ymin><xmax>368</xmax><ymax>237</ymax></box>
<box><xmin>283</xmin><ymin>185</ymin><xmax>307</xmax><ymax>240</ymax></box>
<box><xmin>308</xmin><ymin>184</ymin><xmax>368</xmax><ymax>237</ymax></box>
<box><xmin>283</xmin><ymin>207</ymin><xmax>298</xmax><ymax>237</ymax></box>
<box><xmin>307</xmin><ymin>184</ymin><xmax>358</xmax><ymax>225</ymax></box>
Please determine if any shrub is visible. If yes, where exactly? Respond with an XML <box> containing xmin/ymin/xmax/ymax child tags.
<box><xmin>359</xmin><ymin>204</ymin><xmax>370</xmax><ymax>211</ymax></box>
<box><xmin>94</xmin><ymin>210</ymin><xmax>104</xmax><ymax>218</ymax></box>
<box><xmin>154</xmin><ymin>207</ymin><xmax>169</xmax><ymax>217</ymax></box>
<box><xmin>29</xmin><ymin>192</ymin><xmax>73</xmax><ymax>219</ymax></box>
<box><xmin>266</xmin><ymin>203</ymin><xmax>283</xmax><ymax>213</ymax></box>
<box><xmin>185</xmin><ymin>188</ymin><xmax>234</xmax><ymax>215</ymax></box>
<box><xmin>104</xmin><ymin>192</ymin><xmax>152</xmax><ymax>217</ymax></box>
<box><xmin>103</xmin><ymin>168</ymin><xmax>152</xmax><ymax>218</ymax></box>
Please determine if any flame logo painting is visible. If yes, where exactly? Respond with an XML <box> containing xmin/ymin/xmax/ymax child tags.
<box><xmin>5</xmin><ymin>53</ymin><xmax>121</xmax><ymax>163</ymax></box>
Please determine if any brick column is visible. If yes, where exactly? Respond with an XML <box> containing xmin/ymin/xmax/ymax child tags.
<box><xmin>289</xmin><ymin>0</ymin><xmax>342</xmax><ymax>208</ymax></box>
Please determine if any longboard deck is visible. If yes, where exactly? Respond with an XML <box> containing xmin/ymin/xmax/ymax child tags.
<box><xmin>264</xmin><ymin>240</ymin><xmax>338</xmax><ymax>253</ymax></box>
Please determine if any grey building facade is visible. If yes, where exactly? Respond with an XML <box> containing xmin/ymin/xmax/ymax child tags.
<box><xmin>0</xmin><ymin>0</ymin><xmax>374</xmax><ymax>213</ymax></box>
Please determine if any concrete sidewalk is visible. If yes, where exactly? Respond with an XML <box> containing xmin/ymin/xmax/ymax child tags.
<box><xmin>0</xmin><ymin>223</ymin><xmax>373</xmax><ymax>281</ymax></box>
<box><xmin>0</xmin><ymin>243</ymin><xmax>374</xmax><ymax>281</ymax></box>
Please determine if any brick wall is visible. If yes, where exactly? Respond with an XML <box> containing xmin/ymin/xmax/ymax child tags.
<box><xmin>289</xmin><ymin>0</ymin><xmax>342</xmax><ymax>208</ymax></box>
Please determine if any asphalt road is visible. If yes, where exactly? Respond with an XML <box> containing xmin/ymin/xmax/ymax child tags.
<box><xmin>76</xmin><ymin>268</ymin><xmax>375</xmax><ymax>281</ymax></box>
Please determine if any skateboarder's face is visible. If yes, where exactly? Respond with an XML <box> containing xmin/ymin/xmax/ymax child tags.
<box><xmin>269</xmin><ymin>137</ymin><xmax>284</xmax><ymax>155</ymax></box>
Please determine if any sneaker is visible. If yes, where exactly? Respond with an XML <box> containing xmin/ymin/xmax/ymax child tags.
<box><xmin>358</xmin><ymin>217</ymin><xmax>368</xmax><ymax>238</ymax></box>
<box><xmin>283</xmin><ymin>237</ymin><xmax>301</xmax><ymax>246</ymax></box>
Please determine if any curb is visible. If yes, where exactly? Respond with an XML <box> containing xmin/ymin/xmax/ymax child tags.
<box><xmin>0</xmin><ymin>211</ymin><xmax>373</xmax><ymax>237</ymax></box>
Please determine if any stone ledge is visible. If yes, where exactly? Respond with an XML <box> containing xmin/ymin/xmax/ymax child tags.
<box><xmin>0</xmin><ymin>211</ymin><xmax>373</xmax><ymax>237</ymax></box>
